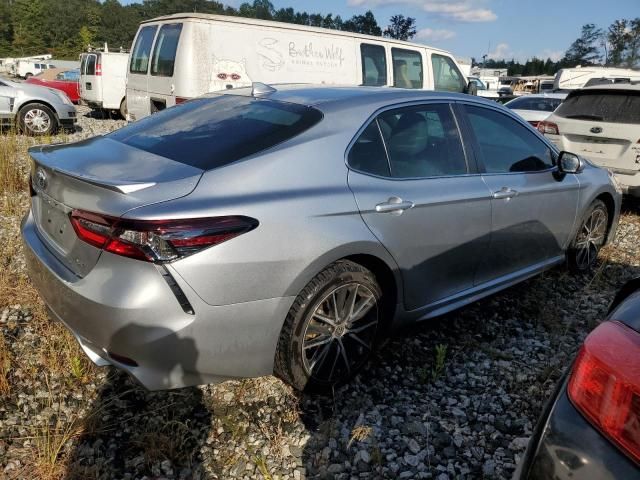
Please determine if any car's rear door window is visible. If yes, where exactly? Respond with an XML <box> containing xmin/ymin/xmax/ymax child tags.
<box><xmin>392</xmin><ymin>48</ymin><xmax>423</xmax><ymax>89</ymax></box>
<box><xmin>378</xmin><ymin>104</ymin><xmax>466</xmax><ymax>177</ymax></box>
<box><xmin>151</xmin><ymin>23</ymin><xmax>183</xmax><ymax>77</ymax></box>
<box><xmin>464</xmin><ymin>105</ymin><xmax>554</xmax><ymax>173</ymax></box>
<box><xmin>130</xmin><ymin>25</ymin><xmax>158</xmax><ymax>74</ymax></box>
<box><xmin>431</xmin><ymin>54</ymin><xmax>466</xmax><ymax>93</ymax></box>
<box><xmin>109</xmin><ymin>95</ymin><xmax>323</xmax><ymax>170</ymax></box>
<box><xmin>348</xmin><ymin>121</ymin><xmax>390</xmax><ymax>176</ymax></box>
<box><xmin>361</xmin><ymin>44</ymin><xmax>387</xmax><ymax>86</ymax></box>
<box><xmin>554</xmin><ymin>90</ymin><xmax>640</xmax><ymax>124</ymax></box>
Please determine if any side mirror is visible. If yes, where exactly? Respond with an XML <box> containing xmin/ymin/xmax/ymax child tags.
<box><xmin>557</xmin><ymin>151</ymin><xmax>582</xmax><ymax>174</ymax></box>
<box><xmin>465</xmin><ymin>81</ymin><xmax>478</xmax><ymax>96</ymax></box>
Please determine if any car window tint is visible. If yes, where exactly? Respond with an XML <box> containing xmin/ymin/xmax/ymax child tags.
<box><xmin>392</xmin><ymin>48</ymin><xmax>422</xmax><ymax>89</ymax></box>
<box><xmin>151</xmin><ymin>23</ymin><xmax>182</xmax><ymax>77</ymax></box>
<box><xmin>464</xmin><ymin>105</ymin><xmax>554</xmax><ymax>173</ymax></box>
<box><xmin>348</xmin><ymin>121</ymin><xmax>390</xmax><ymax>176</ymax></box>
<box><xmin>361</xmin><ymin>44</ymin><xmax>387</xmax><ymax>86</ymax></box>
<box><xmin>109</xmin><ymin>95</ymin><xmax>323</xmax><ymax>170</ymax></box>
<box><xmin>554</xmin><ymin>90</ymin><xmax>640</xmax><ymax>124</ymax></box>
<box><xmin>80</xmin><ymin>55</ymin><xmax>87</xmax><ymax>74</ymax></box>
<box><xmin>86</xmin><ymin>55</ymin><xmax>96</xmax><ymax>75</ymax></box>
<box><xmin>378</xmin><ymin>104</ymin><xmax>467</xmax><ymax>178</ymax></box>
<box><xmin>130</xmin><ymin>25</ymin><xmax>158</xmax><ymax>74</ymax></box>
<box><xmin>432</xmin><ymin>54</ymin><xmax>465</xmax><ymax>93</ymax></box>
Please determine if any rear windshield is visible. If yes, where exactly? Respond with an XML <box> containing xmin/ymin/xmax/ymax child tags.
<box><xmin>151</xmin><ymin>23</ymin><xmax>182</xmax><ymax>77</ymax></box>
<box><xmin>130</xmin><ymin>25</ymin><xmax>158</xmax><ymax>74</ymax></box>
<box><xmin>506</xmin><ymin>96</ymin><xmax>562</xmax><ymax>112</ymax></box>
<box><xmin>86</xmin><ymin>55</ymin><xmax>96</xmax><ymax>76</ymax></box>
<box><xmin>555</xmin><ymin>90</ymin><xmax>640</xmax><ymax>124</ymax></box>
<box><xmin>109</xmin><ymin>95</ymin><xmax>323</xmax><ymax>170</ymax></box>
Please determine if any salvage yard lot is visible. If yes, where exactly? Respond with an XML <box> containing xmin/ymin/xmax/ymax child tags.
<box><xmin>1</xmin><ymin>110</ymin><xmax>639</xmax><ymax>479</ymax></box>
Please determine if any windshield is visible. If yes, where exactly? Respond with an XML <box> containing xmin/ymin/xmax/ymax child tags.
<box><xmin>109</xmin><ymin>95</ymin><xmax>323</xmax><ymax>170</ymax></box>
<box><xmin>554</xmin><ymin>90</ymin><xmax>640</xmax><ymax>124</ymax></box>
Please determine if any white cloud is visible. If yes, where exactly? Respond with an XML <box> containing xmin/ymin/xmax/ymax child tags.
<box><xmin>487</xmin><ymin>42</ymin><xmax>513</xmax><ymax>59</ymax></box>
<box><xmin>538</xmin><ymin>49</ymin><xmax>564</xmax><ymax>62</ymax></box>
<box><xmin>415</xmin><ymin>28</ymin><xmax>456</xmax><ymax>41</ymax></box>
<box><xmin>347</xmin><ymin>0</ymin><xmax>497</xmax><ymax>23</ymax></box>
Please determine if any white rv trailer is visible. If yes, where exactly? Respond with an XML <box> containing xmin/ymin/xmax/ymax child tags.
<box><xmin>126</xmin><ymin>13</ymin><xmax>474</xmax><ymax>120</ymax></box>
<box><xmin>553</xmin><ymin>66</ymin><xmax>640</xmax><ymax>91</ymax></box>
<box><xmin>79</xmin><ymin>45</ymin><xmax>129</xmax><ymax>118</ymax></box>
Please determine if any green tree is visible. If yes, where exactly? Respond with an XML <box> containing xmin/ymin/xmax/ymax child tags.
<box><xmin>383</xmin><ymin>15</ymin><xmax>416</xmax><ymax>41</ymax></box>
<box><xmin>562</xmin><ymin>23</ymin><xmax>604</xmax><ymax>66</ymax></box>
<box><xmin>343</xmin><ymin>10</ymin><xmax>381</xmax><ymax>36</ymax></box>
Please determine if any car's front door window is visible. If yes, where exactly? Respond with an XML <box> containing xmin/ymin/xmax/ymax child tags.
<box><xmin>464</xmin><ymin>105</ymin><xmax>554</xmax><ymax>173</ymax></box>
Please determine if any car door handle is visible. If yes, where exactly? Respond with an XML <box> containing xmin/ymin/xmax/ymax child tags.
<box><xmin>492</xmin><ymin>187</ymin><xmax>519</xmax><ymax>199</ymax></box>
<box><xmin>375</xmin><ymin>197</ymin><xmax>415</xmax><ymax>214</ymax></box>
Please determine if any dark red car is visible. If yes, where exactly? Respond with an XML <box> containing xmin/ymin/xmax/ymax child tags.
<box><xmin>26</xmin><ymin>68</ymin><xmax>80</xmax><ymax>103</ymax></box>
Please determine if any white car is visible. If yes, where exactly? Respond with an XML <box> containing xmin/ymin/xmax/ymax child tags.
<box><xmin>539</xmin><ymin>84</ymin><xmax>640</xmax><ymax>196</ymax></box>
<box><xmin>505</xmin><ymin>93</ymin><xmax>567</xmax><ymax>127</ymax></box>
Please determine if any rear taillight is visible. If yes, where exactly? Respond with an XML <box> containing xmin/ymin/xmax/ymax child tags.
<box><xmin>529</xmin><ymin>121</ymin><xmax>540</xmax><ymax>128</ymax></box>
<box><xmin>175</xmin><ymin>96</ymin><xmax>190</xmax><ymax>105</ymax></box>
<box><xmin>95</xmin><ymin>58</ymin><xmax>102</xmax><ymax>76</ymax></box>
<box><xmin>568</xmin><ymin>321</ymin><xmax>640</xmax><ymax>464</ymax></box>
<box><xmin>537</xmin><ymin>121</ymin><xmax>559</xmax><ymax>135</ymax></box>
<box><xmin>70</xmin><ymin>210</ymin><xmax>258</xmax><ymax>263</ymax></box>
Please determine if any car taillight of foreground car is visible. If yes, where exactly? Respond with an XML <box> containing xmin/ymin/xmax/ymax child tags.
<box><xmin>70</xmin><ymin>209</ymin><xmax>258</xmax><ymax>262</ymax></box>
<box><xmin>568</xmin><ymin>321</ymin><xmax>640</xmax><ymax>464</ymax></box>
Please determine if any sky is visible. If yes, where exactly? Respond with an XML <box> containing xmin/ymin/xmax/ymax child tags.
<box><xmin>211</xmin><ymin>0</ymin><xmax>640</xmax><ymax>62</ymax></box>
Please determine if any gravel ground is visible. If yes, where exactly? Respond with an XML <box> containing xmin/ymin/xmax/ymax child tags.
<box><xmin>1</xmin><ymin>109</ymin><xmax>639</xmax><ymax>479</ymax></box>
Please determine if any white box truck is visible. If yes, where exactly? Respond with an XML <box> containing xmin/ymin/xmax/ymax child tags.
<box><xmin>126</xmin><ymin>13</ymin><xmax>475</xmax><ymax>121</ymax></box>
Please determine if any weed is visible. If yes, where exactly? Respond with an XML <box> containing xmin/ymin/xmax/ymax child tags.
<box><xmin>348</xmin><ymin>424</ymin><xmax>372</xmax><ymax>449</ymax></box>
<box><xmin>0</xmin><ymin>333</ymin><xmax>11</xmax><ymax>396</ymax></box>
<box><xmin>70</xmin><ymin>355</ymin><xmax>85</xmax><ymax>380</ymax></box>
<box><xmin>431</xmin><ymin>344</ymin><xmax>448</xmax><ymax>381</ymax></box>
<box><xmin>254</xmin><ymin>455</ymin><xmax>273</xmax><ymax>479</ymax></box>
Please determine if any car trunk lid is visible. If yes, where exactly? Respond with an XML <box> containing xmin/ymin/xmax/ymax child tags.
<box><xmin>29</xmin><ymin>136</ymin><xmax>203</xmax><ymax>277</ymax></box>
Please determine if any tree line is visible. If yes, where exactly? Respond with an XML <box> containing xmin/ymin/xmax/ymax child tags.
<box><xmin>0</xmin><ymin>0</ymin><xmax>638</xmax><ymax>77</ymax></box>
<box><xmin>0</xmin><ymin>0</ymin><xmax>416</xmax><ymax>58</ymax></box>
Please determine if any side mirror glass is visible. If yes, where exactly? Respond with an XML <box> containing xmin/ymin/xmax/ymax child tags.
<box><xmin>557</xmin><ymin>151</ymin><xmax>582</xmax><ymax>174</ymax></box>
<box><xmin>465</xmin><ymin>81</ymin><xmax>478</xmax><ymax>96</ymax></box>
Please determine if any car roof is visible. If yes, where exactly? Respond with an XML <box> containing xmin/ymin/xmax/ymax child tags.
<box><xmin>579</xmin><ymin>83</ymin><xmax>640</xmax><ymax>92</ymax></box>
<box><xmin>216</xmin><ymin>84</ymin><xmax>484</xmax><ymax>112</ymax></box>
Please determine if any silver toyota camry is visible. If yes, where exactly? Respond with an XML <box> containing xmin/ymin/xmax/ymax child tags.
<box><xmin>22</xmin><ymin>85</ymin><xmax>621</xmax><ymax>391</ymax></box>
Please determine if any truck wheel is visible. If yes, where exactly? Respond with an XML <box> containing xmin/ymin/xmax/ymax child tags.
<box><xmin>24</xmin><ymin>73</ymin><xmax>32</xmax><ymax>79</ymax></box>
<box><xmin>18</xmin><ymin>103</ymin><xmax>57</xmax><ymax>136</ymax></box>
<box><xmin>119</xmin><ymin>98</ymin><xmax>127</xmax><ymax>120</ymax></box>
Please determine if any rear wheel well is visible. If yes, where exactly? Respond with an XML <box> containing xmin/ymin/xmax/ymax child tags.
<box><xmin>343</xmin><ymin>254</ymin><xmax>398</xmax><ymax>328</ymax></box>
<box><xmin>595</xmin><ymin>192</ymin><xmax>615</xmax><ymax>238</ymax></box>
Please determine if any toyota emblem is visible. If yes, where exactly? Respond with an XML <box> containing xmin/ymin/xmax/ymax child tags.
<box><xmin>35</xmin><ymin>168</ymin><xmax>48</xmax><ymax>190</ymax></box>
<box><xmin>590</xmin><ymin>127</ymin><xmax>603</xmax><ymax>134</ymax></box>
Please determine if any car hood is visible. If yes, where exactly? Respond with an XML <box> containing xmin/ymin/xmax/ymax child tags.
<box><xmin>13</xmin><ymin>81</ymin><xmax>67</xmax><ymax>103</ymax></box>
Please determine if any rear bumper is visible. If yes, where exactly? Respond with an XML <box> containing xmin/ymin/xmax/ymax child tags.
<box><xmin>515</xmin><ymin>376</ymin><xmax>639</xmax><ymax>480</ymax></box>
<box><xmin>21</xmin><ymin>210</ymin><xmax>294</xmax><ymax>390</ymax></box>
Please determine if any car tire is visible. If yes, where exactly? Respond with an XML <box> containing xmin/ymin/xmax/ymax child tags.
<box><xmin>18</xmin><ymin>103</ymin><xmax>57</xmax><ymax>136</ymax></box>
<box><xmin>274</xmin><ymin>260</ymin><xmax>382</xmax><ymax>391</ymax></box>
<box><xmin>119</xmin><ymin>98</ymin><xmax>127</xmax><ymax>120</ymax></box>
<box><xmin>24</xmin><ymin>73</ymin><xmax>32</xmax><ymax>79</ymax></box>
<box><xmin>568</xmin><ymin>199</ymin><xmax>608</xmax><ymax>272</ymax></box>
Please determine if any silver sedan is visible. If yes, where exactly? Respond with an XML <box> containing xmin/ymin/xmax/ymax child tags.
<box><xmin>21</xmin><ymin>85</ymin><xmax>621</xmax><ymax>391</ymax></box>
<box><xmin>0</xmin><ymin>76</ymin><xmax>77</xmax><ymax>135</ymax></box>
